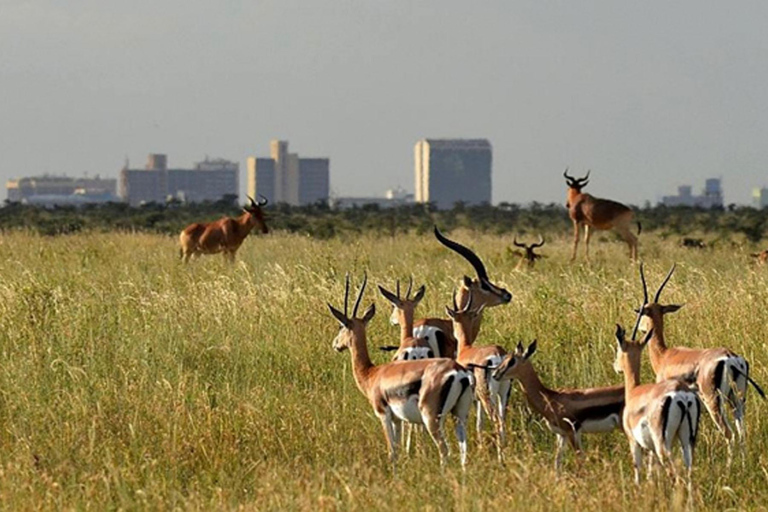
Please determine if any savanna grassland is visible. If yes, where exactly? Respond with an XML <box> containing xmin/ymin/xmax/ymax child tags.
<box><xmin>0</xmin><ymin>230</ymin><xmax>766</xmax><ymax>511</ymax></box>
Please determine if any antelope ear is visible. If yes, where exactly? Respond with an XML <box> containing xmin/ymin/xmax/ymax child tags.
<box><xmin>462</xmin><ymin>275</ymin><xmax>473</xmax><ymax>288</ymax></box>
<box><xmin>328</xmin><ymin>304</ymin><xmax>351</xmax><ymax>328</ymax></box>
<box><xmin>361</xmin><ymin>303</ymin><xmax>376</xmax><ymax>324</ymax></box>
<box><xmin>662</xmin><ymin>304</ymin><xmax>683</xmax><ymax>314</ymax></box>
<box><xmin>516</xmin><ymin>341</ymin><xmax>524</xmax><ymax>355</ymax></box>
<box><xmin>614</xmin><ymin>323</ymin><xmax>626</xmax><ymax>350</ymax></box>
<box><xmin>412</xmin><ymin>285</ymin><xmax>426</xmax><ymax>304</ymax></box>
<box><xmin>524</xmin><ymin>340</ymin><xmax>537</xmax><ymax>359</ymax></box>
<box><xmin>377</xmin><ymin>285</ymin><xmax>401</xmax><ymax>307</ymax></box>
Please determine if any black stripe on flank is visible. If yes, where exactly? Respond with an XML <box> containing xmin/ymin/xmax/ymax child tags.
<box><xmin>691</xmin><ymin>396</ymin><xmax>702</xmax><ymax>447</ymax></box>
<box><xmin>661</xmin><ymin>396</ymin><xmax>673</xmax><ymax>446</ymax></box>
<box><xmin>388</xmin><ymin>380</ymin><xmax>422</xmax><ymax>400</ymax></box>
<box><xmin>572</xmin><ymin>400</ymin><xmax>624</xmax><ymax>425</ymax></box>
<box><xmin>438</xmin><ymin>375</ymin><xmax>456</xmax><ymax>416</ymax></box>
<box><xmin>435</xmin><ymin>331</ymin><xmax>448</xmax><ymax>357</ymax></box>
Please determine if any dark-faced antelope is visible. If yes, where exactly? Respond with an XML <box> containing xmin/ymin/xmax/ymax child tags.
<box><xmin>377</xmin><ymin>278</ymin><xmax>436</xmax><ymax>361</ymax></box>
<box><xmin>564</xmin><ymin>169</ymin><xmax>640</xmax><ymax>262</ymax></box>
<box><xmin>751</xmin><ymin>249</ymin><xmax>768</xmax><ymax>265</ymax></box>
<box><xmin>179</xmin><ymin>195</ymin><xmax>269</xmax><ymax>263</ymax></box>
<box><xmin>511</xmin><ymin>235</ymin><xmax>546</xmax><ymax>270</ymax></box>
<box><xmin>492</xmin><ymin>340</ymin><xmax>625</xmax><ymax>471</ymax></box>
<box><xmin>446</xmin><ymin>291</ymin><xmax>511</xmax><ymax>457</ymax></box>
<box><xmin>614</xmin><ymin>320</ymin><xmax>700</xmax><ymax>485</ymax></box>
<box><xmin>328</xmin><ymin>273</ymin><xmax>475</xmax><ymax>469</ymax></box>
<box><xmin>635</xmin><ymin>264</ymin><xmax>765</xmax><ymax>445</ymax></box>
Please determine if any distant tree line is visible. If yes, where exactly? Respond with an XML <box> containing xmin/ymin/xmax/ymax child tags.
<box><xmin>1</xmin><ymin>197</ymin><xmax>767</xmax><ymax>243</ymax></box>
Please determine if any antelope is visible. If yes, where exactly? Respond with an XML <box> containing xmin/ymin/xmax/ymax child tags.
<box><xmin>179</xmin><ymin>195</ymin><xmax>269</xmax><ymax>263</ymax></box>
<box><xmin>491</xmin><ymin>340</ymin><xmax>625</xmax><ymax>471</ymax></box>
<box><xmin>751</xmin><ymin>249</ymin><xmax>768</xmax><ymax>265</ymax></box>
<box><xmin>511</xmin><ymin>235</ymin><xmax>546</xmax><ymax>270</ymax></box>
<box><xmin>613</xmin><ymin>320</ymin><xmax>700</xmax><ymax>485</ymax></box>
<box><xmin>446</xmin><ymin>290</ymin><xmax>511</xmax><ymax>457</ymax></box>
<box><xmin>564</xmin><ymin>169</ymin><xmax>641</xmax><ymax>262</ymax></box>
<box><xmin>377</xmin><ymin>278</ymin><xmax>435</xmax><ymax>361</ymax></box>
<box><xmin>634</xmin><ymin>263</ymin><xmax>765</xmax><ymax>446</ymax></box>
<box><xmin>327</xmin><ymin>273</ymin><xmax>475</xmax><ymax>470</ymax></box>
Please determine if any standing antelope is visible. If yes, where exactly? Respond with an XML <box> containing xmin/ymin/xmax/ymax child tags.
<box><xmin>511</xmin><ymin>235</ymin><xmax>546</xmax><ymax>270</ymax></box>
<box><xmin>634</xmin><ymin>264</ymin><xmax>765</xmax><ymax>445</ymax></box>
<box><xmin>446</xmin><ymin>291</ymin><xmax>511</xmax><ymax>457</ymax></box>
<box><xmin>327</xmin><ymin>273</ymin><xmax>475</xmax><ymax>469</ymax></box>
<box><xmin>377</xmin><ymin>278</ymin><xmax>436</xmax><ymax>361</ymax></box>
<box><xmin>179</xmin><ymin>195</ymin><xmax>269</xmax><ymax>263</ymax></box>
<box><xmin>614</xmin><ymin>320</ymin><xmax>700</xmax><ymax>485</ymax></box>
<box><xmin>492</xmin><ymin>340</ymin><xmax>625</xmax><ymax>471</ymax></box>
<box><xmin>564</xmin><ymin>169</ymin><xmax>641</xmax><ymax>262</ymax></box>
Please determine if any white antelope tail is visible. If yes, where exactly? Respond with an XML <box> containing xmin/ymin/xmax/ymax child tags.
<box><xmin>437</xmin><ymin>370</ymin><xmax>475</xmax><ymax>467</ymax></box>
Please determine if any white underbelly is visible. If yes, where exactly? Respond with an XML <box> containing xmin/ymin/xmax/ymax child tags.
<box><xmin>389</xmin><ymin>396</ymin><xmax>423</xmax><ymax>424</ymax></box>
<box><xmin>632</xmin><ymin>419</ymin><xmax>654</xmax><ymax>450</ymax></box>
<box><xmin>412</xmin><ymin>326</ymin><xmax>441</xmax><ymax>357</ymax></box>
<box><xmin>581</xmin><ymin>414</ymin><xmax>621</xmax><ymax>433</ymax></box>
<box><xmin>398</xmin><ymin>347</ymin><xmax>432</xmax><ymax>360</ymax></box>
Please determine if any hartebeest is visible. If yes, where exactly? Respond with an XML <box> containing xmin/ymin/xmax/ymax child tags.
<box><xmin>446</xmin><ymin>291</ymin><xmax>511</xmax><ymax>457</ymax></box>
<box><xmin>564</xmin><ymin>169</ymin><xmax>641</xmax><ymax>262</ymax></box>
<box><xmin>492</xmin><ymin>340</ymin><xmax>625</xmax><ymax>471</ymax></box>
<box><xmin>328</xmin><ymin>273</ymin><xmax>475</xmax><ymax>469</ymax></box>
<box><xmin>179</xmin><ymin>195</ymin><xmax>269</xmax><ymax>263</ymax></box>
<box><xmin>377</xmin><ymin>278</ymin><xmax>436</xmax><ymax>361</ymax></box>
<box><xmin>635</xmin><ymin>263</ymin><xmax>765</xmax><ymax>445</ymax></box>
<box><xmin>511</xmin><ymin>235</ymin><xmax>546</xmax><ymax>270</ymax></box>
<box><xmin>614</xmin><ymin>320</ymin><xmax>700</xmax><ymax>485</ymax></box>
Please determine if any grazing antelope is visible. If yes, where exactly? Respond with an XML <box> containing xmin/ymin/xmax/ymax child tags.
<box><xmin>377</xmin><ymin>278</ymin><xmax>436</xmax><ymax>361</ymax></box>
<box><xmin>511</xmin><ymin>235</ymin><xmax>546</xmax><ymax>270</ymax></box>
<box><xmin>681</xmin><ymin>237</ymin><xmax>707</xmax><ymax>249</ymax></box>
<box><xmin>614</xmin><ymin>320</ymin><xmax>700</xmax><ymax>485</ymax></box>
<box><xmin>492</xmin><ymin>340</ymin><xmax>625</xmax><ymax>471</ymax></box>
<box><xmin>564</xmin><ymin>169</ymin><xmax>641</xmax><ymax>262</ymax></box>
<box><xmin>635</xmin><ymin>263</ymin><xmax>765</xmax><ymax>445</ymax></box>
<box><xmin>751</xmin><ymin>249</ymin><xmax>768</xmax><ymax>265</ymax></box>
<box><xmin>179</xmin><ymin>195</ymin><xmax>269</xmax><ymax>263</ymax></box>
<box><xmin>328</xmin><ymin>273</ymin><xmax>475</xmax><ymax>469</ymax></box>
<box><xmin>446</xmin><ymin>291</ymin><xmax>511</xmax><ymax>456</ymax></box>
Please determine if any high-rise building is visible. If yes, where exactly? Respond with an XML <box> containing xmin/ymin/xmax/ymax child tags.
<box><xmin>661</xmin><ymin>178</ymin><xmax>723</xmax><ymax>208</ymax></box>
<box><xmin>753</xmin><ymin>187</ymin><xmax>768</xmax><ymax>208</ymax></box>
<box><xmin>119</xmin><ymin>154</ymin><xmax>238</xmax><ymax>206</ymax></box>
<box><xmin>246</xmin><ymin>140</ymin><xmax>329</xmax><ymax>206</ymax></box>
<box><xmin>6</xmin><ymin>175</ymin><xmax>117</xmax><ymax>206</ymax></box>
<box><xmin>414</xmin><ymin>139</ymin><xmax>492</xmax><ymax>209</ymax></box>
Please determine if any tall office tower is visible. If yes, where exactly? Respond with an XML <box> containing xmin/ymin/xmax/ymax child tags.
<box><xmin>247</xmin><ymin>140</ymin><xmax>329</xmax><ymax>206</ymax></box>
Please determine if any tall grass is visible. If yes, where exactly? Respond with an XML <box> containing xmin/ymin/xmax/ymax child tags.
<box><xmin>0</xmin><ymin>231</ymin><xmax>765</xmax><ymax>510</ymax></box>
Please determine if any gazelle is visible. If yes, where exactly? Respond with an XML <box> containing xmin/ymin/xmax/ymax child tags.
<box><xmin>564</xmin><ymin>169</ymin><xmax>641</xmax><ymax>262</ymax></box>
<box><xmin>492</xmin><ymin>340</ymin><xmax>625</xmax><ymax>471</ymax></box>
<box><xmin>511</xmin><ymin>235</ymin><xmax>546</xmax><ymax>270</ymax></box>
<box><xmin>179</xmin><ymin>195</ymin><xmax>269</xmax><ymax>263</ymax></box>
<box><xmin>634</xmin><ymin>263</ymin><xmax>765</xmax><ymax>445</ymax></box>
<box><xmin>377</xmin><ymin>278</ymin><xmax>437</xmax><ymax>361</ymax></box>
<box><xmin>328</xmin><ymin>273</ymin><xmax>475</xmax><ymax>469</ymax></box>
<box><xmin>446</xmin><ymin>291</ymin><xmax>511</xmax><ymax>456</ymax></box>
<box><xmin>614</xmin><ymin>320</ymin><xmax>700</xmax><ymax>485</ymax></box>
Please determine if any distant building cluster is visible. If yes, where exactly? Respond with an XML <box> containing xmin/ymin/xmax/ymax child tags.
<box><xmin>247</xmin><ymin>140</ymin><xmax>329</xmax><ymax>206</ymax></box>
<box><xmin>5</xmin><ymin>175</ymin><xmax>117</xmax><ymax>207</ymax></box>
<box><xmin>331</xmin><ymin>186</ymin><xmax>414</xmax><ymax>210</ymax></box>
<box><xmin>661</xmin><ymin>179</ymin><xmax>723</xmax><ymax>208</ymax></box>
<box><xmin>414</xmin><ymin>139</ymin><xmax>492</xmax><ymax>209</ymax></box>
<box><xmin>753</xmin><ymin>187</ymin><xmax>768</xmax><ymax>208</ymax></box>
<box><xmin>119</xmin><ymin>154</ymin><xmax>239</xmax><ymax>206</ymax></box>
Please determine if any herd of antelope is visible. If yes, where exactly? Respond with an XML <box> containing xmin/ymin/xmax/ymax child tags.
<box><xmin>179</xmin><ymin>171</ymin><xmax>765</xmax><ymax>489</ymax></box>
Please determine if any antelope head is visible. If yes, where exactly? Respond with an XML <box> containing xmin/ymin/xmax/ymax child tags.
<box><xmin>327</xmin><ymin>272</ymin><xmax>376</xmax><ymax>352</ymax></box>
<box><xmin>444</xmin><ymin>289</ymin><xmax>485</xmax><ymax>343</ymax></box>
<box><xmin>613</xmin><ymin>310</ymin><xmax>654</xmax><ymax>376</ymax></box>
<box><xmin>377</xmin><ymin>277</ymin><xmax>426</xmax><ymax>326</ymax></box>
<box><xmin>634</xmin><ymin>263</ymin><xmax>683</xmax><ymax>334</ymax></box>
<box><xmin>563</xmin><ymin>168</ymin><xmax>590</xmax><ymax>207</ymax></box>
<box><xmin>492</xmin><ymin>340</ymin><xmax>537</xmax><ymax>382</ymax></box>
<box><xmin>244</xmin><ymin>195</ymin><xmax>270</xmax><ymax>234</ymax></box>
<box><xmin>434</xmin><ymin>226</ymin><xmax>512</xmax><ymax>310</ymax></box>
<box><xmin>512</xmin><ymin>235</ymin><xmax>545</xmax><ymax>268</ymax></box>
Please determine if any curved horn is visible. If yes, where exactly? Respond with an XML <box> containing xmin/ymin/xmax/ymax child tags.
<box><xmin>352</xmin><ymin>272</ymin><xmax>367</xmax><ymax>318</ymax></box>
<box><xmin>629</xmin><ymin>300</ymin><xmax>644</xmax><ymax>342</ymax></box>
<box><xmin>452</xmin><ymin>287</ymin><xmax>459</xmax><ymax>312</ymax></box>
<box><xmin>396</xmin><ymin>279</ymin><xmax>401</xmax><ymax>299</ymax></box>
<box><xmin>344</xmin><ymin>273</ymin><xmax>350</xmax><ymax>317</ymax></box>
<box><xmin>257</xmin><ymin>194</ymin><xmax>269</xmax><ymax>206</ymax></box>
<box><xmin>247</xmin><ymin>195</ymin><xmax>257</xmax><ymax>207</ymax></box>
<box><xmin>563</xmin><ymin>167</ymin><xmax>574</xmax><ymax>181</ymax></box>
<box><xmin>532</xmin><ymin>235</ymin><xmax>545</xmax><ymax>249</ymax></box>
<box><xmin>460</xmin><ymin>289</ymin><xmax>473</xmax><ymax>314</ymax></box>
<box><xmin>639</xmin><ymin>262</ymin><xmax>649</xmax><ymax>306</ymax></box>
<box><xmin>406</xmin><ymin>276</ymin><xmax>413</xmax><ymax>299</ymax></box>
<box><xmin>653</xmin><ymin>264</ymin><xmax>676</xmax><ymax>304</ymax></box>
<box><xmin>513</xmin><ymin>236</ymin><xmax>526</xmax><ymax>249</ymax></box>
<box><xmin>434</xmin><ymin>226</ymin><xmax>489</xmax><ymax>281</ymax></box>
<box><xmin>577</xmin><ymin>170</ymin><xmax>591</xmax><ymax>184</ymax></box>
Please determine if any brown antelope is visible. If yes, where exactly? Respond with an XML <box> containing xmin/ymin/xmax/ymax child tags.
<box><xmin>328</xmin><ymin>273</ymin><xmax>475</xmax><ymax>469</ymax></box>
<box><xmin>179</xmin><ymin>195</ymin><xmax>269</xmax><ymax>263</ymax></box>
<box><xmin>377</xmin><ymin>278</ymin><xmax>436</xmax><ymax>361</ymax></box>
<box><xmin>564</xmin><ymin>169</ymin><xmax>641</xmax><ymax>262</ymax></box>
<box><xmin>635</xmin><ymin>263</ymin><xmax>765</xmax><ymax>445</ymax></box>
<box><xmin>751</xmin><ymin>249</ymin><xmax>768</xmax><ymax>265</ymax></box>
<box><xmin>511</xmin><ymin>235</ymin><xmax>546</xmax><ymax>270</ymax></box>
<box><xmin>446</xmin><ymin>291</ymin><xmax>511</xmax><ymax>456</ymax></box>
<box><xmin>492</xmin><ymin>340</ymin><xmax>625</xmax><ymax>471</ymax></box>
<box><xmin>614</xmin><ymin>320</ymin><xmax>700</xmax><ymax>485</ymax></box>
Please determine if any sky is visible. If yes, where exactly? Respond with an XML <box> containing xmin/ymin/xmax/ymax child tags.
<box><xmin>2</xmin><ymin>1</ymin><xmax>768</xmax><ymax>205</ymax></box>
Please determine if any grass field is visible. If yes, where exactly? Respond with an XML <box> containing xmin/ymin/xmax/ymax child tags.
<box><xmin>0</xmin><ymin>230</ymin><xmax>766</xmax><ymax>511</ymax></box>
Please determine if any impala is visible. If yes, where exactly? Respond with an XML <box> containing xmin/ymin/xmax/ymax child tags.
<box><xmin>328</xmin><ymin>273</ymin><xmax>475</xmax><ymax>469</ymax></box>
<box><xmin>179</xmin><ymin>195</ymin><xmax>269</xmax><ymax>263</ymax></box>
<box><xmin>635</xmin><ymin>263</ymin><xmax>765</xmax><ymax>444</ymax></box>
<box><xmin>614</xmin><ymin>320</ymin><xmax>700</xmax><ymax>485</ymax></box>
<box><xmin>564</xmin><ymin>169</ymin><xmax>640</xmax><ymax>262</ymax></box>
<box><xmin>511</xmin><ymin>235</ymin><xmax>546</xmax><ymax>270</ymax></box>
<box><xmin>492</xmin><ymin>340</ymin><xmax>625</xmax><ymax>470</ymax></box>
<box><xmin>446</xmin><ymin>290</ymin><xmax>511</xmax><ymax>457</ymax></box>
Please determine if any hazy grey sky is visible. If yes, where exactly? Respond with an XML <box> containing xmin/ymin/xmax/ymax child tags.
<box><xmin>2</xmin><ymin>1</ymin><xmax>768</xmax><ymax>205</ymax></box>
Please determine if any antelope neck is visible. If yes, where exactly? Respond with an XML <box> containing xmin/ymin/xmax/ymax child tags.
<box><xmin>348</xmin><ymin>330</ymin><xmax>375</xmax><ymax>394</ymax></box>
<box><xmin>645</xmin><ymin>312</ymin><xmax>668</xmax><ymax>372</ymax></box>
<box><xmin>621</xmin><ymin>352</ymin><xmax>643</xmax><ymax>393</ymax></box>
<box><xmin>513</xmin><ymin>362</ymin><xmax>552</xmax><ymax>416</ymax></box>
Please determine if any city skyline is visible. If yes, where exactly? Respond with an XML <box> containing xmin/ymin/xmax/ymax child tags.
<box><xmin>3</xmin><ymin>3</ymin><xmax>768</xmax><ymax>206</ymax></box>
